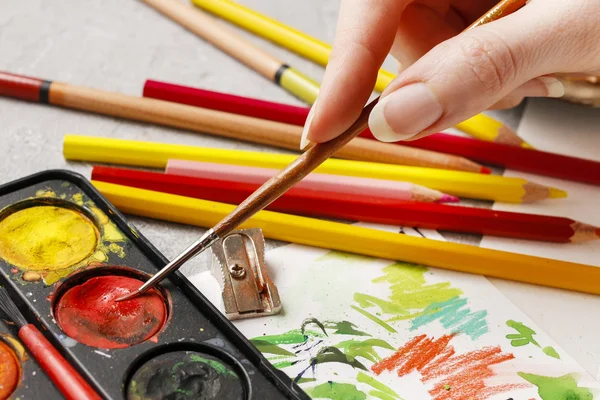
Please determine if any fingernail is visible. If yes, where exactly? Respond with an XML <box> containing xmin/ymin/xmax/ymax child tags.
<box><xmin>537</xmin><ymin>76</ymin><xmax>564</xmax><ymax>98</ymax></box>
<box><xmin>300</xmin><ymin>99</ymin><xmax>317</xmax><ymax>150</ymax></box>
<box><xmin>369</xmin><ymin>83</ymin><xmax>443</xmax><ymax>142</ymax></box>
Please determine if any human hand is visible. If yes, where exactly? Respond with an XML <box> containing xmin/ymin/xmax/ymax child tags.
<box><xmin>300</xmin><ymin>0</ymin><xmax>600</xmax><ymax>148</ymax></box>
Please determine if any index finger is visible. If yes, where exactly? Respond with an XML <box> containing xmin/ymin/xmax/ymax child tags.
<box><xmin>305</xmin><ymin>0</ymin><xmax>409</xmax><ymax>144</ymax></box>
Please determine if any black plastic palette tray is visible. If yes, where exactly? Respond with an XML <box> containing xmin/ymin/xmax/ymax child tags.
<box><xmin>0</xmin><ymin>170</ymin><xmax>308</xmax><ymax>400</ymax></box>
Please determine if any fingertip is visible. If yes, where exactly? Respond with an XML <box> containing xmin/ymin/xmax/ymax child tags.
<box><xmin>368</xmin><ymin>83</ymin><xmax>443</xmax><ymax>142</ymax></box>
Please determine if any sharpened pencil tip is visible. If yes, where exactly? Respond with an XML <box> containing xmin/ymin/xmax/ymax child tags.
<box><xmin>438</xmin><ymin>194</ymin><xmax>460</xmax><ymax>204</ymax></box>
<box><xmin>549</xmin><ymin>188</ymin><xmax>568</xmax><ymax>199</ymax></box>
<box><xmin>480</xmin><ymin>166</ymin><xmax>492</xmax><ymax>174</ymax></box>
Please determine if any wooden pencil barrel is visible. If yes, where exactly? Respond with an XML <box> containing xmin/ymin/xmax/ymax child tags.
<box><xmin>50</xmin><ymin>83</ymin><xmax>481</xmax><ymax>172</ymax></box>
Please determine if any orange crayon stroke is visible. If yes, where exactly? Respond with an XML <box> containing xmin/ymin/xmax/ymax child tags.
<box><xmin>372</xmin><ymin>334</ymin><xmax>529</xmax><ymax>400</ymax></box>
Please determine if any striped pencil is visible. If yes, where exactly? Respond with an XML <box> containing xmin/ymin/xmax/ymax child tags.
<box><xmin>144</xmin><ymin>80</ymin><xmax>600</xmax><ymax>186</ymax></box>
<box><xmin>165</xmin><ymin>159</ymin><xmax>458</xmax><ymax>203</ymax></box>
<box><xmin>91</xmin><ymin>166</ymin><xmax>599</xmax><ymax>243</ymax></box>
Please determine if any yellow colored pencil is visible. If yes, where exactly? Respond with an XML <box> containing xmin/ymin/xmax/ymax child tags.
<box><xmin>143</xmin><ymin>0</ymin><xmax>319</xmax><ymax>104</ymax></box>
<box><xmin>191</xmin><ymin>0</ymin><xmax>533</xmax><ymax>148</ymax></box>
<box><xmin>64</xmin><ymin>135</ymin><xmax>565</xmax><ymax>203</ymax></box>
<box><xmin>191</xmin><ymin>0</ymin><xmax>393</xmax><ymax>92</ymax></box>
<box><xmin>455</xmin><ymin>114</ymin><xmax>534</xmax><ymax>148</ymax></box>
<box><xmin>93</xmin><ymin>181</ymin><xmax>600</xmax><ymax>296</ymax></box>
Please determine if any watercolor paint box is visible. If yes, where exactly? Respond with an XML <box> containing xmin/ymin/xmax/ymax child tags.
<box><xmin>0</xmin><ymin>170</ymin><xmax>309</xmax><ymax>400</ymax></box>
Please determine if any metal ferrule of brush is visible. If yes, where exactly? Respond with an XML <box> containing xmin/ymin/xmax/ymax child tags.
<box><xmin>118</xmin><ymin>229</ymin><xmax>220</xmax><ymax>301</ymax></box>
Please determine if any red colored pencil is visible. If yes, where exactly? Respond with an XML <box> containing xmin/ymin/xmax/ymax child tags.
<box><xmin>91</xmin><ymin>166</ymin><xmax>600</xmax><ymax>243</ymax></box>
<box><xmin>143</xmin><ymin>79</ymin><xmax>600</xmax><ymax>186</ymax></box>
<box><xmin>367</xmin><ymin>131</ymin><xmax>600</xmax><ymax>186</ymax></box>
<box><xmin>144</xmin><ymin>79</ymin><xmax>309</xmax><ymax>126</ymax></box>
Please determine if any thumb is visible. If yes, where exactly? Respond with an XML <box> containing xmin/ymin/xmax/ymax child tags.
<box><xmin>368</xmin><ymin>3</ymin><xmax>571</xmax><ymax>142</ymax></box>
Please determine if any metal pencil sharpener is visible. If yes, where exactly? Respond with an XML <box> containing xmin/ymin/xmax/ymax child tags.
<box><xmin>210</xmin><ymin>228</ymin><xmax>281</xmax><ymax>320</ymax></box>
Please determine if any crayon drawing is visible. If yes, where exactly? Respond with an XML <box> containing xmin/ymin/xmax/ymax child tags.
<box><xmin>190</xmin><ymin>223</ymin><xmax>600</xmax><ymax>399</ymax></box>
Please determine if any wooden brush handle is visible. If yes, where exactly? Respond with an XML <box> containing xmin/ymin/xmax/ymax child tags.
<box><xmin>213</xmin><ymin>99</ymin><xmax>378</xmax><ymax>236</ymax></box>
<box><xmin>19</xmin><ymin>325</ymin><xmax>102</xmax><ymax>400</ymax></box>
<box><xmin>467</xmin><ymin>0</ymin><xmax>527</xmax><ymax>29</ymax></box>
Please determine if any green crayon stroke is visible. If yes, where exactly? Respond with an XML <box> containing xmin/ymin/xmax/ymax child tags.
<box><xmin>351</xmin><ymin>305</ymin><xmax>397</xmax><ymax>333</ymax></box>
<box><xmin>356</xmin><ymin>372</ymin><xmax>402</xmax><ymax>399</ymax></box>
<box><xmin>306</xmin><ymin>382</ymin><xmax>367</xmax><ymax>400</ymax></box>
<box><xmin>250</xmin><ymin>340</ymin><xmax>295</xmax><ymax>356</ymax></box>
<box><xmin>518</xmin><ymin>372</ymin><xmax>594</xmax><ymax>400</ymax></box>
<box><xmin>354</xmin><ymin>262</ymin><xmax>488</xmax><ymax>339</ymax></box>
<box><xmin>334</xmin><ymin>339</ymin><xmax>394</xmax><ymax>363</ymax></box>
<box><xmin>373</xmin><ymin>263</ymin><xmax>463</xmax><ymax>310</ymax></box>
<box><xmin>542</xmin><ymin>346</ymin><xmax>561</xmax><ymax>359</ymax></box>
<box><xmin>354</xmin><ymin>293</ymin><xmax>409</xmax><ymax>316</ymax></box>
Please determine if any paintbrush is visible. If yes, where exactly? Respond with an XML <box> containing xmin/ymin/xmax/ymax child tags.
<box><xmin>0</xmin><ymin>286</ymin><xmax>102</xmax><ymax>400</ymax></box>
<box><xmin>118</xmin><ymin>0</ymin><xmax>528</xmax><ymax>302</ymax></box>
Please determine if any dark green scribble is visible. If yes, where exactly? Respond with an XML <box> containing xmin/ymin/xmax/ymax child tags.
<box><xmin>311</xmin><ymin>347</ymin><xmax>368</xmax><ymax>371</ymax></box>
<box><xmin>295</xmin><ymin>347</ymin><xmax>368</xmax><ymax>383</ymax></box>
<box><xmin>302</xmin><ymin>318</ymin><xmax>328</xmax><ymax>336</ymax></box>
<box><xmin>322</xmin><ymin>320</ymin><xmax>370</xmax><ymax>336</ymax></box>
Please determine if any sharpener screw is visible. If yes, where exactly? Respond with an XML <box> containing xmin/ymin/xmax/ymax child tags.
<box><xmin>230</xmin><ymin>263</ymin><xmax>246</xmax><ymax>279</ymax></box>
